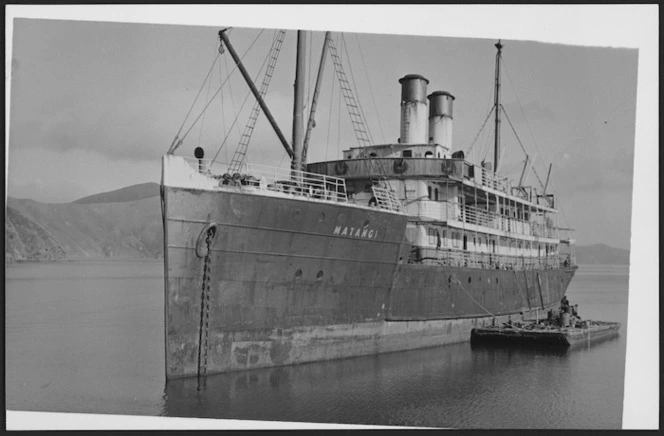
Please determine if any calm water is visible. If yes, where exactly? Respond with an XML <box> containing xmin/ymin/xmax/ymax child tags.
<box><xmin>5</xmin><ymin>260</ymin><xmax>628</xmax><ymax>428</ymax></box>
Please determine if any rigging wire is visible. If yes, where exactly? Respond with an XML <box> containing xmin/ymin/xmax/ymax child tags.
<box><xmin>468</xmin><ymin>63</ymin><xmax>501</xmax><ymax>163</ymax></box>
<box><xmin>177</xmin><ymin>29</ymin><xmax>266</xmax><ymax>147</ymax></box>
<box><xmin>211</xmin><ymin>32</ymin><xmax>275</xmax><ymax>164</ymax></box>
<box><xmin>223</xmin><ymin>54</ymin><xmax>243</xmax><ymax>138</ymax></box>
<box><xmin>216</xmin><ymin>52</ymin><xmax>229</xmax><ymax>162</ymax></box>
<box><xmin>467</xmin><ymin>105</ymin><xmax>495</xmax><ymax>156</ymax></box>
<box><xmin>341</xmin><ymin>33</ymin><xmax>375</xmax><ymax>145</ymax></box>
<box><xmin>217</xmin><ymin>57</ymin><xmax>227</xmax><ymax>139</ymax></box>
<box><xmin>336</xmin><ymin>37</ymin><xmax>343</xmax><ymax>158</ymax></box>
<box><xmin>502</xmin><ymin>58</ymin><xmax>549</xmax><ymax>177</ymax></box>
<box><xmin>196</xmin><ymin>42</ymin><xmax>219</xmax><ymax>149</ymax></box>
<box><xmin>353</xmin><ymin>33</ymin><xmax>386</xmax><ymax>144</ymax></box>
<box><xmin>502</xmin><ymin>104</ymin><xmax>546</xmax><ymax>192</ymax></box>
<box><xmin>210</xmin><ymin>87</ymin><xmax>254</xmax><ymax>164</ymax></box>
<box><xmin>226</xmin><ymin>29</ymin><xmax>285</xmax><ymax>171</ymax></box>
<box><xmin>500</xmin><ymin>158</ymin><xmax>524</xmax><ymax>178</ymax></box>
<box><xmin>168</xmin><ymin>51</ymin><xmax>221</xmax><ymax>152</ymax></box>
<box><xmin>500</xmin><ymin>104</ymin><xmax>529</xmax><ymax>157</ymax></box>
<box><xmin>474</xmin><ymin>111</ymin><xmax>494</xmax><ymax>164</ymax></box>
<box><xmin>481</xmin><ymin>133</ymin><xmax>492</xmax><ymax>163</ymax></box>
<box><xmin>325</xmin><ymin>64</ymin><xmax>336</xmax><ymax>160</ymax></box>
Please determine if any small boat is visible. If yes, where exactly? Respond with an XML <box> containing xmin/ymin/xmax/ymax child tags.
<box><xmin>470</xmin><ymin>320</ymin><xmax>621</xmax><ymax>347</ymax></box>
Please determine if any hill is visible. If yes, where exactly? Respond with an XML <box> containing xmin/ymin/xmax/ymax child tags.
<box><xmin>574</xmin><ymin>243</ymin><xmax>630</xmax><ymax>265</ymax></box>
<box><xmin>6</xmin><ymin>206</ymin><xmax>67</xmax><ymax>262</ymax></box>
<box><xmin>73</xmin><ymin>182</ymin><xmax>159</xmax><ymax>204</ymax></box>
<box><xmin>6</xmin><ymin>193</ymin><xmax>163</xmax><ymax>262</ymax></box>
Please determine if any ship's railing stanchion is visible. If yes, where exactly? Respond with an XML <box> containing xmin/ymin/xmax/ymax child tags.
<box><xmin>182</xmin><ymin>157</ymin><xmax>352</xmax><ymax>203</ymax></box>
<box><xmin>422</xmin><ymin>249</ymin><xmax>574</xmax><ymax>270</ymax></box>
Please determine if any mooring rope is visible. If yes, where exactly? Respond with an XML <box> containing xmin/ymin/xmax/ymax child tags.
<box><xmin>451</xmin><ymin>276</ymin><xmax>496</xmax><ymax>319</ymax></box>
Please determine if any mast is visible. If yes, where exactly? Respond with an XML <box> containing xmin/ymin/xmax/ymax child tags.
<box><xmin>302</xmin><ymin>31</ymin><xmax>331</xmax><ymax>169</ymax></box>
<box><xmin>291</xmin><ymin>30</ymin><xmax>307</xmax><ymax>175</ymax></box>
<box><xmin>493</xmin><ymin>40</ymin><xmax>503</xmax><ymax>173</ymax></box>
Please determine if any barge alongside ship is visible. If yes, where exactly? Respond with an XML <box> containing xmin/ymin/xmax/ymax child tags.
<box><xmin>161</xmin><ymin>29</ymin><xmax>577</xmax><ymax>379</ymax></box>
<box><xmin>471</xmin><ymin>321</ymin><xmax>621</xmax><ymax>347</ymax></box>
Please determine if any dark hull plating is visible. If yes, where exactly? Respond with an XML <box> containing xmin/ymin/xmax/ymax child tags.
<box><xmin>162</xmin><ymin>186</ymin><xmax>576</xmax><ymax>379</ymax></box>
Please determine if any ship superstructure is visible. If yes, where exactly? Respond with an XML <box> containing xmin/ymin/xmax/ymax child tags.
<box><xmin>309</xmin><ymin>73</ymin><xmax>575</xmax><ymax>274</ymax></box>
<box><xmin>161</xmin><ymin>29</ymin><xmax>577</xmax><ymax>380</ymax></box>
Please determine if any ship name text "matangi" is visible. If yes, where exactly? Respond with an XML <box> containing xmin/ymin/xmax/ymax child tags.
<box><xmin>333</xmin><ymin>225</ymin><xmax>379</xmax><ymax>239</ymax></box>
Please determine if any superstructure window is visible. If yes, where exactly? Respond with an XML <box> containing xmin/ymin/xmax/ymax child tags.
<box><xmin>452</xmin><ymin>232</ymin><xmax>460</xmax><ymax>248</ymax></box>
<box><xmin>402</xmin><ymin>150</ymin><xmax>413</xmax><ymax>157</ymax></box>
<box><xmin>428</xmin><ymin>227</ymin><xmax>442</xmax><ymax>248</ymax></box>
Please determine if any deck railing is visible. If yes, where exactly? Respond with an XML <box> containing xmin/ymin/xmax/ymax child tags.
<box><xmin>413</xmin><ymin>248</ymin><xmax>575</xmax><ymax>270</ymax></box>
<box><xmin>414</xmin><ymin>199</ymin><xmax>574</xmax><ymax>241</ymax></box>
<box><xmin>372</xmin><ymin>186</ymin><xmax>402</xmax><ymax>212</ymax></box>
<box><xmin>183</xmin><ymin>158</ymin><xmax>349</xmax><ymax>202</ymax></box>
<box><xmin>477</xmin><ymin>164</ymin><xmax>510</xmax><ymax>192</ymax></box>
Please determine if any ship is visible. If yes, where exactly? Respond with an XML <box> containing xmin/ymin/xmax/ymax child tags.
<box><xmin>160</xmin><ymin>28</ymin><xmax>577</xmax><ymax>380</ymax></box>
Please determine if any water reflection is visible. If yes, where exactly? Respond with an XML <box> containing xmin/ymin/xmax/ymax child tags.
<box><xmin>5</xmin><ymin>261</ymin><xmax>626</xmax><ymax>428</ymax></box>
<box><xmin>162</xmin><ymin>334</ymin><xmax>620</xmax><ymax>428</ymax></box>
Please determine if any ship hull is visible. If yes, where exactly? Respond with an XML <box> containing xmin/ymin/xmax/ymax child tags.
<box><xmin>162</xmin><ymin>185</ymin><xmax>576</xmax><ymax>379</ymax></box>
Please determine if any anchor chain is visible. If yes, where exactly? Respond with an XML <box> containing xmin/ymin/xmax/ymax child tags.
<box><xmin>197</xmin><ymin>227</ymin><xmax>215</xmax><ymax>378</ymax></box>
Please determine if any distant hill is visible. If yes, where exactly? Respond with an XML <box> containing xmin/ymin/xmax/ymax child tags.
<box><xmin>575</xmin><ymin>243</ymin><xmax>630</xmax><ymax>265</ymax></box>
<box><xmin>6</xmin><ymin>206</ymin><xmax>67</xmax><ymax>262</ymax></box>
<box><xmin>73</xmin><ymin>182</ymin><xmax>159</xmax><ymax>204</ymax></box>
<box><xmin>6</xmin><ymin>194</ymin><xmax>163</xmax><ymax>262</ymax></box>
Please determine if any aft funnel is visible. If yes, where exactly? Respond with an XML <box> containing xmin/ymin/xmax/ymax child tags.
<box><xmin>427</xmin><ymin>91</ymin><xmax>455</xmax><ymax>153</ymax></box>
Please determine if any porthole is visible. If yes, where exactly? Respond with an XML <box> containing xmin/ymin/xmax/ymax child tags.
<box><xmin>316</xmin><ymin>271</ymin><xmax>324</xmax><ymax>280</ymax></box>
<box><xmin>363</xmin><ymin>220</ymin><xmax>370</xmax><ymax>228</ymax></box>
<box><xmin>318</xmin><ymin>212</ymin><xmax>326</xmax><ymax>222</ymax></box>
<box><xmin>468</xmin><ymin>277</ymin><xmax>472</xmax><ymax>284</ymax></box>
<box><xmin>295</xmin><ymin>269</ymin><xmax>303</xmax><ymax>278</ymax></box>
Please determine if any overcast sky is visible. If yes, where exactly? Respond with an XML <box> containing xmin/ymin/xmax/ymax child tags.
<box><xmin>4</xmin><ymin>5</ymin><xmax>659</xmax><ymax>430</ymax></box>
<box><xmin>5</xmin><ymin>8</ymin><xmax>643</xmax><ymax>251</ymax></box>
